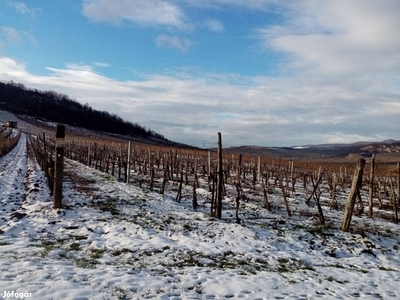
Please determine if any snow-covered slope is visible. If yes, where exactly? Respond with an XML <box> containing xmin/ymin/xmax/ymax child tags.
<box><xmin>1</xmin><ymin>135</ymin><xmax>400</xmax><ymax>299</ymax></box>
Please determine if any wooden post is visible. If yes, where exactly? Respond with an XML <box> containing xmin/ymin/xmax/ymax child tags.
<box><xmin>208</xmin><ymin>151</ymin><xmax>211</xmax><ymax>175</ymax></box>
<box><xmin>118</xmin><ymin>144</ymin><xmax>122</xmax><ymax>180</ymax></box>
<box><xmin>397</xmin><ymin>162</ymin><xmax>400</xmax><ymax>207</ymax></box>
<box><xmin>330</xmin><ymin>173</ymin><xmax>338</xmax><ymax>210</ymax></box>
<box><xmin>390</xmin><ymin>178</ymin><xmax>398</xmax><ymax>223</ymax></box>
<box><xmin>53</xmin><ymin>124</ymin><xmax>65</xmax><ymax>209</ymax></box>
<box><xmin>237</xmin><ymin>154</ymin><xmax>242</xmax><ymax>185</ymax></box>
<box><xmin>149</xmin><ymin>164</ymin><xmax>154</xmax><ymax>191</ymax></box>
<box><xmin>210</xmin><ymin>169</ymin><xmax>216</xmax><ymax>216</ymax></box>
<box><xmin>160</xmin><ymin>161</ymin><xmax>168</xmax><ymax>195</ymax></box>
<box><xmin>257</xmin><ymin>156</ymin><xmax>261</xmax><ymax>184</ymax></box>
<box><xmin>42</xmin><ymin>132</ymin><xmax>47</xmax><ymax>168</ymax></box>
<box><xmin>192</xmin><ymin>157</ymin><xmax>198</xmax><ymax>209</ymax></box>
<box><xmin>126</xmin><ymin>141</ymin><xmax>132</xmax><ymax>184</ymax></box>
<box><xmin>368</xmin><ymin>154</ymin><xmax>376</xmax><ymax>218</ymax></box>
<box><xmin>87</xmin><ymin>142</ymin><xmax>91</xmax><ymax>166</ymax></box>
<box><xmin>279</xmin><ymin>174</ymin><xmax>292</xmax><ymax>217</ymax></box>
<box><xmin>341</xmin><ymin>158</ymin><xmax>366</xmax><ymax>232</ymax></box>
<box><xmin>176</xmin><ymin>168</ymin><xmax>183</xmax><ymax>202</ymax></box>
<box><xmin>216</xmin><ymin>132</ymin><xmax>223</xmax><ymax>218</ymax></box>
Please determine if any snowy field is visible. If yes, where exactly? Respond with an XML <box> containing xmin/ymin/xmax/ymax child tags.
<box><xmin>1</xmin><ymin>134</ymin><xmax>400</xmax><ymax>299</ymax></box>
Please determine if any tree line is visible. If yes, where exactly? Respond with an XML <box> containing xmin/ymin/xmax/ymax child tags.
<box><xmin>0</xmin><ymin>80</ymin><xmax>170</xmax><ymax>142</ymax></box>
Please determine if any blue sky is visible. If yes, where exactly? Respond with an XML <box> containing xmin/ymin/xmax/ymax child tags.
<box><xmin>0</xmin><ymin>0</ymin><xmax>399</xmax><ymax>147</ymax></box>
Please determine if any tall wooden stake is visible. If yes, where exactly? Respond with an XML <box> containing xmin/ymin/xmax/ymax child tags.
<box><xmin>341</xmin><ymin>158</ymin><xmax>365</xmax><ymax>232</ymax></box>
<box><xmin>216</xmin><ymin>132</ymin><xmax>223</xmax><ymax>218</ymax></box>
<box><xmin>368</xmin><ymin>154</ymin><xmax>376</xmax><ymax>218</ymax></box>
<box><xmin>237</xmin><ymin>154</ymin><xmax>242</xmax><ymax>185</ymax></box>
<box><xmin>53</xmin><ymin>124</ymin><xmax>65</xmax><ymax>209</ymax></box>
<box><xmin>126</xmin><ymin>141</ymin><xmax>132</xmax><ymax>184</ymax></box>
<box><xmin>192</xmin><ymin>157</ymin><xmax>198</xmax><ymax>209</ymax></box>
<box><xmin>87</xmin><ymin>142</ymin><xmax>91</xmax><ymax>167</ymax></box>
<box><xmin>397</xmin><ymin>162</ymin><xmax>400</xmax><ymax>207</ymax></box>
<box><xmin>208</xmin><ymin>151</ymin><xmax>211</xmax><ymax>175</ymax></box>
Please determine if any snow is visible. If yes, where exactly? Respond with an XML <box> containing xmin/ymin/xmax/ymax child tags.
<box><xmin>1</xmin><ymin>133</ymin><xmax>400</xmax><ymax>299</ymax></box>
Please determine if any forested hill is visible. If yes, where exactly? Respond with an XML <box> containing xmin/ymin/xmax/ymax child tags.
<box><xmin>0</xmin><ymin>80</ymin><xmax>174</xmax><ymax>144</ymax></box>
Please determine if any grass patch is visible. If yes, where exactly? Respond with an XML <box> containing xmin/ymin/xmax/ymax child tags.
<box><xmin>41</xmin><ymin>241</ymin><xmax>58</xmax><ymax>255</ymax></box>
<box><xmin>0</xmin><ymin>241</ymin><xmax>11</xmax><ymax>246</ymax></box>
<box><xmin>183</xmin><ymin>223</ymin><xmax>192</xmax><ymax>231</ymax></box>
<box><xmin>356</xmin><ymin>269</ymin><xmax>369</xmax><ymax>274</ymax></box>
<box><xmin>58</xmin><ymin>251</ymin><xmax>69</xmax><ymax>259</ymax></box>
<box><xmin>276</xmin><ymin>257</ymin><xmax>316</xmax><ymax>273</ymax></box>
<box><xmin>70</xmin><ymin>243</ymin><xmax>81</xmax><ymax>251</ymax></box>
<box><xmin>308</xmin><ymin>224</ymin><xmax>335</xmax><ymax>237</ymax></box>
<box><xmin>114</xmin><ymin>287</ymin><xmax>127</xmax><ymax>300</ymax></box>
<box><xmin>112</xmin><ymin>248</ymin><xmax>132</xmax><ymax>256</ymax></box>
<box><xmin>75</xmin><ymin>257</ymin><xmax>99</xmax><ymax>269</ymax></box>
<box><xmin>223</xmin><ymin>250</ymin><xmax>234</xmax><ymax>257</ymax></box>
<box><xmin>378</xmin><ymin>266</ymin><xmax>396</xmax><ymax>271</ymax></box>
<box><xmin>70</xmin><ymin>235</ymin><xmax>88</xmax><ymax>241</ymax></box>
<box><xmin>93</xmin><ymin>197</ymin><xmax>120</xmax><ymax>216</ymax></box>
<box><xmin>32</xmin><ymin>240</ymin><xmax>65</xmax><ymax>257</ymax></box>
<box><xmin>90</xmin><ymin>248</ymin><xmax>106</xmax><ymax>259</ymax></box>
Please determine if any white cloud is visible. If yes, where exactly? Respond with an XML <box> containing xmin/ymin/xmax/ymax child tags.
<box><xmin>93</xmin><ymin>62</ymin><xmax>111</xmax><ymax>68</ymax></box>
<box><xmin>205</xmin><ymin>19</ymin><xmax>224</xmax><ymax>33</ymax></box>
<box><xmin>81</xmin><ymin>0</ymin><xmax>279</xmax><ymax>32</ymax></box>
<box><xmin>82</xmin><ymin>0</ymin><xmax>189</xmax><ymax>29</ymax></box>
<box><xmin>9</xmin><ymin>1</ymin><xmax>37</xmax><ymax>17</ymax></box>
<box><xmin>1</xmin><ymin>27</ymin><xmax>23</xmax><ymax>45</ymax></box>
<box><xmin>0</xmin><ymin>56</ymin><xmax>398</xmax><ymax>147</ymax></box>
<box><xmin>0</xmin><ymin>27</ymin><xmax>36</xmax><ymax>47</ymax></box>
<box><xmin>183</xmin><ymin>0</ymin><xmax>277</xmax><ymax>10</ymax></box>
<box><xmin>154</xmin><ymin>34</ymin><xmax>195</xmax><ymax>53</ymax></box>
<box><xmin>1</xmin><ymin>1</ymin><xmax>399</xmax><ymax>147</ymax></box>
<box><xmin>258</xmin><ymin>0</ymin><xmax>400</xmax><ymax>76</ymax></box>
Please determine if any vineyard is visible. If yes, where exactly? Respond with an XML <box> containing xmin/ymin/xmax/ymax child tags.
<box><xmin>30</xmin><ymin>129</ymin><xmax>400</xmax><ymax>232</ymax></box>
<box><xmin>1</xmin><ymin>126</ymin><xmax>400</xmax><ymax>299</ymax></box>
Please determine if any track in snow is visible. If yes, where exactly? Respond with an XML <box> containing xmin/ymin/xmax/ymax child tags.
<box><xmin>0</xmin><ymin>134</ymin><xmax>50</xmax><ymax>227</ymax></box>
<box><xmin>0</xmin><ymin>134</ymin><xmax>28</xmax><ymax>217</ymax></box>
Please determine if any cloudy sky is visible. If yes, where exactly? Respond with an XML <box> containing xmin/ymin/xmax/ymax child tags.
<box><xmin>0</xmin><ymin>0</ymin><xmax>399</xmax><ymax>147</ymax></box>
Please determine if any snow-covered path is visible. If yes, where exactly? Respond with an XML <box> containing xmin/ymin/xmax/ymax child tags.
<box><xmin>0</xmin><ymin>137</ymin><xmax>400</xmax><ymax>299</ymax></box>
<box><xmin>0</xmin><ymin>134</ymin><xmax>29</xmax><ymax>223</ymax></box>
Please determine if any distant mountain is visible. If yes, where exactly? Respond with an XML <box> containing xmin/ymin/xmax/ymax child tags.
<box><xmin>0</xmin><ymin>80</ymin><xmax>187</xmax><ymax>147</ymax></box>
<box><xmin>224</xmin><ymin>140</ymin><xmax>400</xmax><ymax>163</ymax></box>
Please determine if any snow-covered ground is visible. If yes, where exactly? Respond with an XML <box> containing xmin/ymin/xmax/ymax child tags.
<box><xmin>1</xmin><ymin>134</ymin><xmax>400</xmax><ymax>299</ymax></box>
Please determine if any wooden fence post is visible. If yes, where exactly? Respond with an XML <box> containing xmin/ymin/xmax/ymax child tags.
<box><xmin>53</xmin><ymin>124</ymin><xmax>65</xmax><ymax>209</ymax></box>
<box><xmin>216</xmin><ymin>132</ymin><xmax>223</xmax><ymax>218</ymax></box>
<box><xmin>390</xmin><ymin>178</ymin><xmax>398</xmax><ymax>223</ymax></box>
<box><xmin>341</xmin><ymin>158</ymin><xmax>365</xmax><ymax>232</ymax></box>
<box><xmin>192</xmin><ymin>157</ymin><xmax>198</xmax><ymax>209</ymax></box>
<box><xmin>87</xmin><ymin>142</ymin><xmax>91</xmax><ymax>167</ymax></box>
<box><xmin>208</xmin><ymin>151</ymin><xmax>211</xmax><ymax>175</ymax></box>
<box><xmin>127</xmin><ymin>141</ymin><xmax>132</xmax><ymax>184</ymax></box>
<box><xmin>368</xmin><ymin>154</ymin><xmax>376</xmax><ymax>218</ymax></box>
<box><xmin>237</xmin><ymin>154</ymin><xmax>242</xmax><ymax>185</ymax></box>
<box><xmin>397</xmin><ymin>162</ymin><xmax>400</xmax><ymax>207</ymax></box>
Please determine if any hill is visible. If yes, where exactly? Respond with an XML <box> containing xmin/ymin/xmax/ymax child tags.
<box><xmin>0</xmin><ymin>80</ymin><xmax>186</xmax><ymax>147</ymax></box>
<box><xmin>225</xmin><ymin>140</ymin><xmax>400</xmax><ymax>164</ymax></box>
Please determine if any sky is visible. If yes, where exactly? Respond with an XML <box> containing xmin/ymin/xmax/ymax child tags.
<box><xmin>0</xmin><ymin>0</ymin><xmax>399</xmax><ymax>147</ymax></box>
